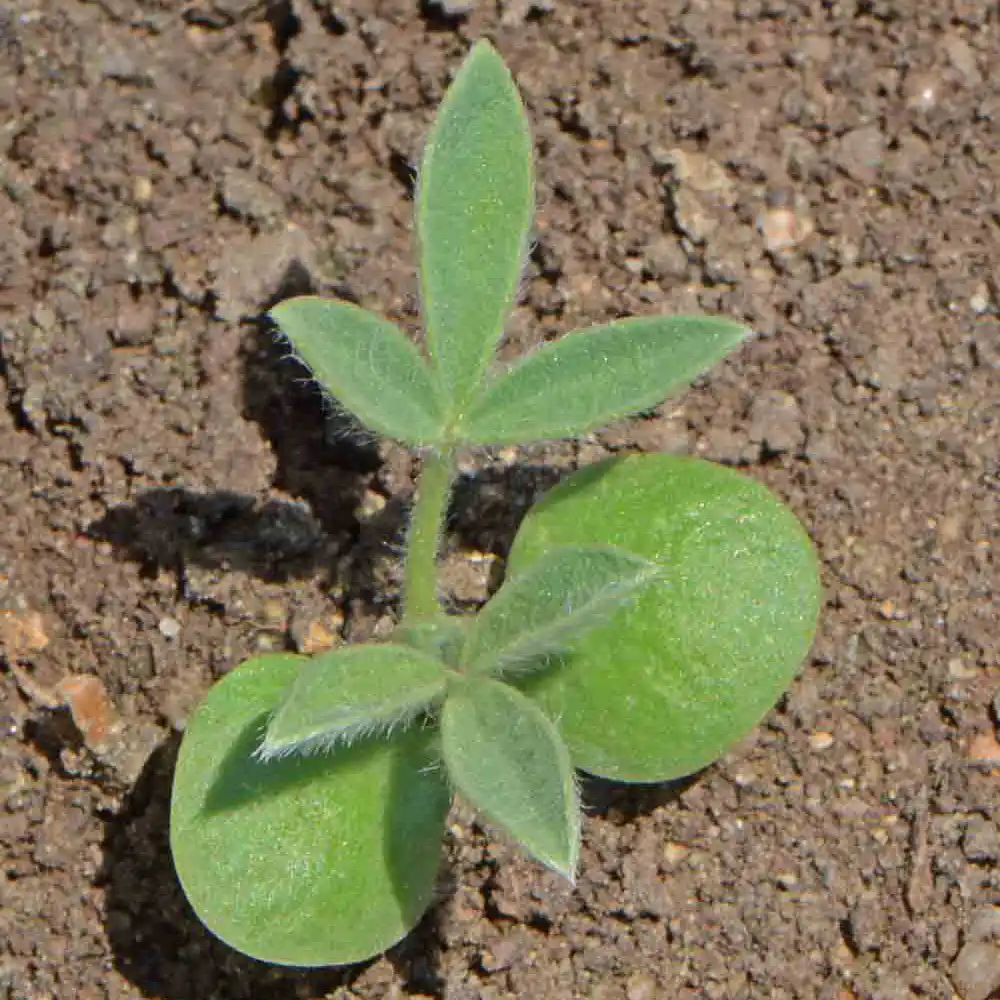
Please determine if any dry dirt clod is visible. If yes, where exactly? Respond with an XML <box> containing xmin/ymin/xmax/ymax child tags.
<box><xmin>835</xmin><ymin>126</ymin><xmax>885</xmax><ymax>185</ymax></box>
<box><xmin>212</xmin><ymin>223</ymin><xmax>317</xmax><ymax>322</ymax></box>
<box><xmin>626</xmin><ymin>970</ymin><xmax>658</xmax><ymax>1000</ymax></box>
<box><xmin>963</xmin><ymin>817</ymin><xmax>1000</xmax><ymax>864</ymax></box>
<box><xmin>746</xmin><ymin>389</ymin><xmax>805</xmax><ymax>456</ymax></box>
<box><xmin>54</xmin><ymin>674</ymin><xmax>119</xmax><ymax>749</ymax></box>
<box><xmin>219</xmin><ymin>169</ymin><xmax>284</xmax><ymax>228</ymax></box>
<box><xmin>951</xmin><ymin>941</ymin><xmax>1000</xmax><ymax>1000</ymax></box>
<box><xmin>663</xmin><ymin>842</ymin><xmax>690</xmax><ymax>865</ymax></box>
<box><xmin>662</xmin><ymin>148</ymin><xmax>737</xmax><ymax>245</ymax></box>
<box><xmin>967</xmin><ymin>731</ymin><xmax>1000</xmax><ymax>767</ymax></box>
<box><xmin>0</xmin><ymin>608</ymin><xmax>50</xmax><ymax>657</ymax></box>
<box><xmin>968</xmin><ymin>908</ymin><xmax>1000</xmax><ymax>944</ymax></box>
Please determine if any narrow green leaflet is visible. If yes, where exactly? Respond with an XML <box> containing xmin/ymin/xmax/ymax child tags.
<box><xmin>269</xmin><ymin>297</ymin><xmax>444</xmax><ymax>446</ymax></box>
<box><xmin>462</xmin><ymin>546</ymin><xmax>658</xmax><ymax>678</ymax></box>
<box><xmin>457</xmin><ymin>315</ymin><xmax>750</xmax><ymax>446</ymax></box>
<box><xmin>417</xmin><ymin>40</ymin><xmax>534</xmax><ymax>414</ymax></box>
<box><xmin>260</xmin><ymin>644</ymin><xmax>448</xmax><ymax>760</ymax></box>
<box><xmin>170</xmin><ymin>654</ymin><xmax>451</xmax><ymax>967</ymax></box>
<box><xmin>507</xmin><ymin>455</ymin><xmax>822</xmax><ymax>782</ymax></box>
<box><xmin>441</xmin><ymin>677</ymin><xmax>579</xmax><ymax>880</ymax></box>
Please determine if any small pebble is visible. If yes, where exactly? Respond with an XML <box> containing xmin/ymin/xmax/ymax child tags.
<box><xmin>132</xmin><ymin>176</ymin><xmax>154</xmax><ymax>203</ymax></box>
<box><xmin>758</xmin><ymin>206</ymin><xmax>813</xmax><ymax>253</ymax></box>
<box><xmin>969</xmin><ymin>284</ymin><xmax>993</xmax><ymax>315</ymax></box>
<box><xmin>356</xmin><ymin>489</ymin><xmax>387</xmax><ymax>519</ymax></box>
<box><xmin>809</xmin><ymin>731</ymin><xmax>835</xmax><ymax>751</ymax></box>
<box><xmin>158</xmin><ymin>616</ymin><xmax>181</xmax><ymax>640</ymax></box>
<box><xmin>663</xmin><ymin>842</ymin><xmax>690</xmax><ymax>865</ymax></box>
<box><xmin>902</xmin><ymin>71</ymin><xmax>940</xmax><ymax>111</ymax></box>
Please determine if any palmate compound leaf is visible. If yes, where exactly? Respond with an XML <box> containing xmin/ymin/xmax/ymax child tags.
<box><xmin>170</xmin><ymin>654</ymin><xmax>452</xmax><ymax>967</ymax></box>
<box><xmin>462</xmin><ymin>546</ymin><xmax>659</xmax><ymax>679</ymax></box>
<box><xmin>268</xmin><ymin>297</ymin><xmax>444</xmax><ymax>446</ymax></box>
<box><xmin>506</xmin><ymin>454</ymin><xmax>822</xmax><ymax>783</ymax></box>
<box><xmin>441</xmin><ymin>677</ymin><xmax>580</xmax><ymax>880</ymax></box>
<box><xmin>456</xmin><ymin>315</ymin><xmax>750</xmax><ymax>446</ymax></box>
<box><xmin>417</xmin><ymin>40</ymin><xmax>534</xmax><ymax>414</ymax></box>
<box><xmin>259</xmin><ymin>644</ymin><xmax>449</xmax><ymax>760</ymax></box>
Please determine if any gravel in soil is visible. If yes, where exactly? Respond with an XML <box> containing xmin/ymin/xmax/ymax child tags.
<box><xmin>1</xmin><ymin>1</ymin><xmax>997</xmax><ymax>998</ymax></box>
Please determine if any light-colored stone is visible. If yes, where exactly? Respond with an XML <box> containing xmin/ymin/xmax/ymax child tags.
<box><xmin>157</xmin><ymin>616</ymin><xmax>181</xmax><ymax>640</ymax></box>
<box><xmin>809</xmin><ymin>731</ymin><xmax>835</xmax><ymax>751</ymax></box>
<box><xmin>663</xmin><ymin>841</ymin><xmax>690</xmax><ymax>865</ymax></box>
<box><xmin>758</xmin><ymin>205</ymin><xmax>814</xmax><ymax>253</ymax></box>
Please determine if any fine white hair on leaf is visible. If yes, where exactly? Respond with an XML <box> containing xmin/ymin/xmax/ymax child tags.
<box><xmin>253</xmin><ymin>702</ymin><xmax>433</xmax><ymax>763</ymax></box>
<box><xmin>268</xmin><ymin>325</ymin><xmax>382</xmax><ymax>448</ymax></box>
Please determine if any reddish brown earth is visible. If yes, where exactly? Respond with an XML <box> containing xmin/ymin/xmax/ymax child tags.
<box><xmin>1</xmin><ymin>1</ymin><xmax>998</xmax><ymax>998</ymax></box>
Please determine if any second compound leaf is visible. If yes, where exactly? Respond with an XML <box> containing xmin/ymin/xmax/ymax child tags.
<box><xmin>441</xmin><ymin>678</ymin><xmax>579</xmax><ymax>880</ymax></box>
<box><xmin>260</xmin><ymin>644</ymin><xmax>449</xmax><ymax>760</ymax></box>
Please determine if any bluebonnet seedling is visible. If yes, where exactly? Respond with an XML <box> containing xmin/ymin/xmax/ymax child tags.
<box><xmin>170</xmin><ymin>40</ymin><xmax>821</xmax><ymax>968</ymax></box>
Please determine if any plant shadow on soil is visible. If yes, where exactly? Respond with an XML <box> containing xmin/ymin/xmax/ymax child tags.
<box><xmin>88</xmin><ymin>292</ymin><xmax>384</xmax><ymax>591</ymax></box>
<box><xmin>579</xmin><ymin>771</ymin><xmax>699</xmax><ymax>820</ymax></box>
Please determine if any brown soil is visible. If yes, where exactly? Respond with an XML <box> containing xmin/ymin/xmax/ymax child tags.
<box><xmin>1</xmin><ymin>1</ymin><xmax>998</xmax><ymax>998</ymax></box>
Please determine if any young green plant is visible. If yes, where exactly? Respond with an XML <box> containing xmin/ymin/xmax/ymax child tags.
<box><xmin>170</xmin><ymin>41</ymin><xmax>821</xmax><ymax>968</ymax></box>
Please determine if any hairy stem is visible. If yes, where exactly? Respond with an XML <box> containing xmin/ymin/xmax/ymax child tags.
<box><xmin>403</xmin><ymin>448</ymin><xmax>455</xmax><ymax>621</ymax></box>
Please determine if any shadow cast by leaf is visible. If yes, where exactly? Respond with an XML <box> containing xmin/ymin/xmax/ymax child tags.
<box><xmin>579</xmin><ymin>770</ymin><xmax>700</xmax><ymax>822</ymax></box>
<box><xmin>417</xmin><ymin>0</ymin><xmax>473</xmax><ymax>32</ymax></box>
<box><xmin>241</xmin><ymin>312</ymin><xmax>382</xmax><ymax>535</ymax></box>
<box><xmin>88</xmin><ymin>487</ymin><xmax>329</xmax><ymax>587</ymax></box>
<box><xmin>448</xmin><ymin>461</ymin><xmax>567</xmax><ymax>559</ymax></box>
